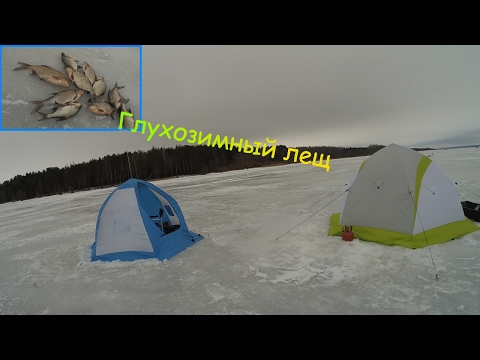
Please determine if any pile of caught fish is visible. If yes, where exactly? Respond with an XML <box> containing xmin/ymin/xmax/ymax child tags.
<box><xmin>14</xmin><ymin>52</ymin><xmax>135</xmax><ymax>128</ymax></box>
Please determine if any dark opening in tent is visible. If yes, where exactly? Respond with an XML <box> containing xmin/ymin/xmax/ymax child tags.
<box><xmin>91</xmin><ymin>178</ymin><xmax>204</xmax><ymax>262</ymax></box>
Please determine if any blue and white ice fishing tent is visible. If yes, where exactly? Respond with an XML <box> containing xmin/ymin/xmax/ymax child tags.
<box><xmin>91</xmin><ymin>178</ymin><xmax>204</xmax><ymax>262</ymax></box>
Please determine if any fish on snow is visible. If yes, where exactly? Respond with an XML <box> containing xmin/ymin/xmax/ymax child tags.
<box><xmin>29</xmin><ymin>89</ymin><xmax>84</xmax><ymax>114</ymax></box>
<box><xmin>82</xmin><ymin>61</ymin><xmax>96</xmax><ymax>85</ymax></box>
<box><xmin>118</xmin><ymin>101</ymin><xmax>135</xmax><ymax>129</ymax></box>
<box><xmin>108</xmin><ymin>82</ymin><xmax>129</xmax><ymax>111</ymax></box>
<box><xmin>87</xmin><ymin>101</ymin><xmax>116</xmax><ymax>119</ymax></box>
<box><xmin>61</xmin><ymin>52</ymin><xmax>79</xmax><ymax>70</ymax></box>
<box><xmin>65</xmin><ymin>67</ymin><xmax>97</xmax><ymax>102</ymax></box>
<box><xmin>14</xmin><ymin>62</ymin><xmax>70</xmax><ymax>88</ymax></box>
<box><xmin>92</xmin><ymin>76</ymin><xmax>106</xmax><ymax>97</ymax></box>
<box><xmin>37</xmin><ymin>103</ymin><xmax>82</xmax><ymax>121</ymax></box>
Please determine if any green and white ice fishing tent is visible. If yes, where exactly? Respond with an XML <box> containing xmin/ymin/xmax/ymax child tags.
<box><xmin>329</xmin><ymin>144</ymin><xmax>479</xmax><ymax>248</ymax></box>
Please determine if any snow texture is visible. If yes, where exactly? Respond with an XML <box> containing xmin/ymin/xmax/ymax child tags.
<box><xmin>0</xmin><ymin>147</ymin><xmax>479</xmax><ymax>314</ymax></box>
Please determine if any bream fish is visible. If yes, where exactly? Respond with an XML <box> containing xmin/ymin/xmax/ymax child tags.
<box><xmin>14</xmin><ymin>62</ymin><xmax>70</xmax><ymax>88</ymax></box>
<box><xmin>65</xmin><ymin>67</ymin><xmax>96</xmax><ymax>102</ymax></box>
<box><xmin>108</xmin><ymin>82</ymin><xmax>129</xmax><ymax>111</ymax></box>
<box><xmin>118</xmin><ymin>101</ymin><xmax>135</xmax><ymax>129</ymax></box>
<box><xmin>61</xmin><ymin>52</ymin><xmax>79</xmax><ymax>70</ymax></box>
<box><xmin>37</xmin><ymin>103</ymin><xmax>82</xmax><ymax>121</ymax></box>
<box><xmin>92</xmin><ymin>76</ymin><xmax>106</xmax><ymax>97</ymax></box>
<box><xmin>87</xmin><ymin>101</ymin><xmax>115</xmax><ymax>119</ymax></box>
<box><xmin>29</xmin><ymin>89</ymin><xmax>84</xmax><ymax>114</ymax></box>
<box><xmin>82</xmin><ymin>61</ymin><xmax>96</xmax><ymax>85</ymax></box>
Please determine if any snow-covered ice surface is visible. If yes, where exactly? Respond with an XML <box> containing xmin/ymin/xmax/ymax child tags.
<box><xmin>1</xmin><ymin>46</ymin><xmax>140</xmax><ymax>130</ymax></box>
<box><xmin>0</xmin><ymin>147</ymin><xmax>479</xmax><ymax>314</ymax></box>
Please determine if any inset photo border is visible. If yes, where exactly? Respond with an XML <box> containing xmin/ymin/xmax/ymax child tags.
<box><xmin>1</xmin><ymin>45</ymin><xmax>141</xmax><ymax>131</ymax></box>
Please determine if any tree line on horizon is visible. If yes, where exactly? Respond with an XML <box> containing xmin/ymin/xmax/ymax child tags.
<box><xmin>0</xmin><ymin>144</ymin><xmax>388</xmax><ymax>204</ymax></box>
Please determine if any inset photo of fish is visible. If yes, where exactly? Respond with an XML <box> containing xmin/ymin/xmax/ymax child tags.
<box><xmin>1</xmin><ymin>45</ymin><xmax>141</xmax><ymax>130</ymax></box>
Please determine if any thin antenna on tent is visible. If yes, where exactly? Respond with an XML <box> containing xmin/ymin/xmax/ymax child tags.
<box><xmin>276</xmin><ymin>191</ymin><xmax>345</xmax><ymax>242</ymax></box>
<box><xmin>126</xmin><ymin>151</ymin><xmax>133</xmax><ymax>179</ymax></box>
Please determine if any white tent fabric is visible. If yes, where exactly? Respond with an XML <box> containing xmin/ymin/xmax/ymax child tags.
<box><xmin>91</xmin><ymin>178</ymin><xmax>204</xmax><ymax>262</ymax></box>
<box><xmin>339</xmin><ymin>144</ymin><xmax>464</xmax><ymax>234</ymax></box>
<box><xmin>95</xmin><ymin>188</ymin><xmax>152</xmax><ymax>256</ymax></box>
<box><xmin>413</xmin><ymin>164</ymin><xmax>465</xmax><ymax>233</ymax></box>
<box><xmin>330</xmin><ymin>143</ymin><xmax>479</xmax><ymax>248</ymax></box>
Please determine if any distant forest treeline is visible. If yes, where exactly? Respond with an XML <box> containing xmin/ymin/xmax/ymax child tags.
<box><xmin>0</xmin><ymin>144</ymin><xmax>387</xmax><ymax>204</ymax></box>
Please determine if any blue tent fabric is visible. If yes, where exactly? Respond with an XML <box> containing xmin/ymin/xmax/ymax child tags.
<box><xmin>91</xmin><ymin>178</ymin><xmax>204</xmax><ymax>262</ymax></box>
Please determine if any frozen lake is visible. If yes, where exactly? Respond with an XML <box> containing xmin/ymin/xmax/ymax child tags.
<box><xmin>0</xmin><ymin>147</ymin><xmax>479</xmax><ymax>314</ymax></box>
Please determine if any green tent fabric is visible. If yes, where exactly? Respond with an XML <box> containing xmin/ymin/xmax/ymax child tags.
<box><xmin>328</xmin><ymin>144</ymin><xmax>479</xmax><ymax>248</ymax></box>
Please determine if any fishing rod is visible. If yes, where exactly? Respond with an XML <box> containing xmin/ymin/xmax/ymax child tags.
<box><xmin>276</xmin><ymin>190</ymin><xmax>346</xmax><ymax>242</ymax></box>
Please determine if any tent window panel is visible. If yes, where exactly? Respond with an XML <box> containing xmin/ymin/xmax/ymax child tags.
<box><xmin>164</xmin><ymin>205</ymin><xmax>175</xmax><ymax>217</ymax></box>
<box><xmin>150</xmin><ymin>191</ymin><xmax>181</xmax><ymax>225</ymax></box>
<box><xmin>113</xmin><ymin>217</ymin><xmax>131</xmax><ymax>233</ymax></box>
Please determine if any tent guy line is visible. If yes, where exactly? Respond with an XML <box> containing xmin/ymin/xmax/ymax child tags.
<box><xmin>328</xmin><ymin>144</ymin><xmax>479</xmax><ymax>249</ymax></box>
<box><xmin>327</xmin><ymin>144</ymin><xmax>480</xmax><ymax>282</ymax></box>
<box><xmin>299</xmin><ymin>183</ymin><xmax>348</xmax><ymax>213</ymax></box>
<box><xmin>455</xmin><ymin>183</ymin><xmax>480</xmax><ymax>201</ymax></box>
<box><xmin>276</xmin><ymin>189</ymin><xmax>346</xmax><ymax>242</ymax></box>
<box><xmin>408</xmin><ymin>189</ymin><xmax>439</xmax><ymax>282</ymax></box>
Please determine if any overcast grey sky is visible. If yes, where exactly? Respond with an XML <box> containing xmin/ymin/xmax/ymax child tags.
<box><xmin>1</xmin><ymin>45</ymin><xmax>479</xmax><ymax>183</ymax></box>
